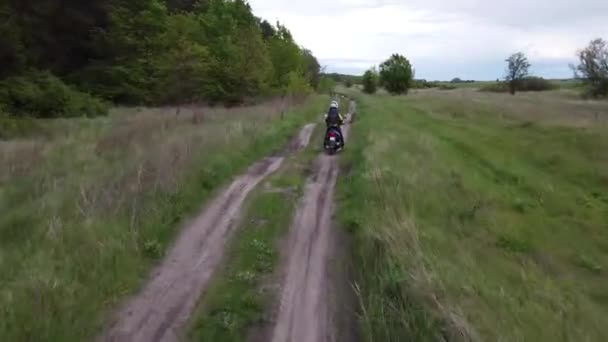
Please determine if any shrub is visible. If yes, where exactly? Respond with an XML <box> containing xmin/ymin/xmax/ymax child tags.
<box><xmin>317</xmin><ymin>76</ymin><xmax>337</xmax><ymax>94</ymax></box>
<box><xmin>285</xmin><ymin>72</ymin><xmax>313</xmax><ymax>100</ymax></box>
<box><xmin>518</xmin><ymin>77</ymin><xmax>557</xmax><ymax>91</ymax></box>
<box><xmin>438</xmin><ymin>84</ymin><xmax>457</xmax><ymax>90</ymax></box>
<box><xmin>0</xmin><ymin>71</ymin><xmax>108</xmax><ymax>118</ymax></box>
<box><xmin>479</xmin><ymin>77</ymin><xmax>555</xmax><ymax>93</ymax></box>
<box><xmin>362</xmin><ymin>68</ymin><xmax>379</xmax><ymax>94</ymax></box>
<box><xmin>412</xmin><ymin>80</ymin><xmax>439</xmax><ymax>89</ymax></box>
<box><xmin>379</xmin><ymin>54</ymin><xmax>414</xmax><ymax>95</ymax></box>
<box><xmin>479</xmin><ymin>82</ymin><xmax>509</xmax><ymax>93</ymax></box>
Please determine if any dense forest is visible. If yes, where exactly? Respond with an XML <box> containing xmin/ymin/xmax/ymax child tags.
<box><xmin>0</xmin><ymin>0</ymin><xmax>321</xmax><ymax>118</ymax></box>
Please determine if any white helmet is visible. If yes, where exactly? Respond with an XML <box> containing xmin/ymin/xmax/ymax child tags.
<box><xmin>330</xmin><ymin>101</ymin><xmax>339</xmax><ymax>108</ymax></box>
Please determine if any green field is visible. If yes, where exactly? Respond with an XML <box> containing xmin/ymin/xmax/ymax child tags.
<box><xmin>0</xmin><ymin>97</ymin><xmax>326</xmax><ymax>341</ymax></box>
<box><xmin>339</xmin><ymin>88</ymin><xmax>608</xmax><ymax>341</ymax></box>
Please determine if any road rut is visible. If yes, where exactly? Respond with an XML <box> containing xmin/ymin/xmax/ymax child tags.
<box><xmin>270</xmin><ymin>102</ymin><xmax>355</xmax><ymax>342</ymax></box>
<box><xmin>104</xmin><ymin>123</ymin><xmax>316</xmax><ymax>342</ymax></box>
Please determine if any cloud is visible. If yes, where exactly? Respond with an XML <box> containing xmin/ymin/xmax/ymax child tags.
<box><xmin>249</xmin><ymin>0</ymin><xmax>608</xmax><ymax>79</ymax></box>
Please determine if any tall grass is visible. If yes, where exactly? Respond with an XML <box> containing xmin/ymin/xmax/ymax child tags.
<box><xmin>0</xmin><ymin>96</ymin><xmax>327</xmax><ymax>341</ymax></box>
<box><xmin>339</xmin><ymin>90</ymin><xmax>608</xmax><ymax>341</ymax></box>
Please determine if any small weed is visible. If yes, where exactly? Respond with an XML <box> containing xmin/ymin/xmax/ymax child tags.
<box><xmin>496</xmin><ymin>235</ymin><xmax>533</xmax><ymax>254</ymax></box>
<box><xmin>233</xmin><ymin>271</ymin><xmax>256</xmax><ymax>284</ymax></box>
<box><xmin>512</xmin><ymin>197</ymin><xmax>535</xmax><ymax>213</ymax></box>
<box><xmin>143</xmin><ymin>239</ymin><xmax>162</xmax><ymax>258</ymax></box>
<box><xmin>215</xmin><ymin>310</ymin><xmax>237</xmax><ymax>331</ymax></box>
<box><xmin>575</xmin><ymin>254</ymin><xmax>603</xmax><ymax>274</ymax></box>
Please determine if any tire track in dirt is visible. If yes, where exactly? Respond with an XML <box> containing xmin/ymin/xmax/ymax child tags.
<box><xmin>104</xmin><ymin>124</ymin><xmax>316</xmax><ymax>342</ymax></box>
<box><xmin>270</xmin><ymin>101</ymin><xmax>356</xmax><ymax>342</ymax></box>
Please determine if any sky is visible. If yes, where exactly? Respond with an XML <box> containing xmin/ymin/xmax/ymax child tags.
<box><xmin>249</xmin><ymin>0</ymin><xmax>608</xmax><ymax>80</ymax></box>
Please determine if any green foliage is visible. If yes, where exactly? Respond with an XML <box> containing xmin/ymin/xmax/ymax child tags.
<box><xmin>412</xmin><ymin>79</ymin><xmax>439</xmax><ymax>89</ymax></box>
<box><xmin>317</xmin><ymin>76</ymin><xmax>337</xmax><ymax>94</ymax></box>
<box><xmin>268</xmin><ymin>25</ymin><xmax>304</xmax><ymax>90</ymax></box>
<box><xmin>1</xmin><ymin>0</ymin><xmax>320</xmax><ymax>110</ymax></box>
<box><xmin>301</xmin><ymin>49</ymin><xmax>321</xmax><ymax>89</ymax></box>
<box><xmin>362</xmin><ymin>68</ymin><xmax>379</xmax><ymax>94</ymax></box>
<box><xmin>518</xmin><ymin>77</ymin><xmax>557</xmax><ymax>91</ymax></box>
<box><xmin>323</xmin><ymin>73</ymin><xmax>363</xmax><ymax>85</ymax></box>
<box><xmin>480</xmin><ymin>82</ymin><xmax>510</xmax><ymax>93</ymax></box>
<box><xmin>197</xmin><ymin>0</ymin><xmax>273</xmax><ymax>104</ymax></box>
<box><xmin>0</xmin><ymin>72</ymin><xmax>108</xmax><ymax>118</ymax></box>
<box><xmin>154</xmin><ymin>13</ymin><xmax>211</xmax><ymax>104</ymax></box>
<box><xmin>379</xmin><ymin>54</ymin><xmax>414</xmax><ymax>95</ymax></box>
<box><xmin>574</xmin><ymin>38</ymin><xmax>608</xmax><ymax>98</ymax></box>
<box><xmin>438</xmin><ymin>84</ymin><xmax>457</xmax><ymax>90</ymax></box>
<box><xmin>285</xmin><ymin>72</ymin><xmax>313</xmax><ymax>99</ymax></box>
<box><xmin>480</xmin><ymin>77</ymin><xmax>556</xmax><ymax>93</ymax></box>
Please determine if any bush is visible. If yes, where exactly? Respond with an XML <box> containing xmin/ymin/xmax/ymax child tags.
<box><xmin>412</xmin><ymin>80</ymin><xmax>439</xmax><ymax>89</ymax></box>
<box><xmin>518</xmin><ymin>77</ymin><xmax>557</xmax><ymax>91</ymax></box>
<box><xmin>479</xmin><ymin>82</ymin><xmax>509</xmax><ymax>93</ymax></box>
<box><xmin>362</xmin><ymin>68</ymin><xmax>379</xmax><ymax>94</ymax></box>
<box><xmin>438</xmin><ymin>84</ymin><xmax>457</xmax><ymax>90</ymax></box>
<box><xmin>285</xmin><ymin>72</ymin><xmax>313</xmax><ymax>100</ymax></box>
<box><xmin>479</xmin><ymin>77</ymin><xmax>555</xmax><ymax>93</ymax></box>
<box><xmin>317</xmin><ymin>76</ymin><xmax>337</xmax><ymax>94</ymax></box>
<box><xmin>582</xmin><ymin>81</ymin><xmax>608</xmax><ymax>99</ymax></box>
<box><xmin>0</xmin><ymin>71</ymin><xmax>108</xmax><ymax>118</ymax></box>
<box><xmin>379</xmin><ymin>54</ymin><xmax>414</xmax><ymax>95</ymax></box>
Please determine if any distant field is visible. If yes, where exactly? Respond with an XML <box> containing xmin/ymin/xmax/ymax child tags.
<box><xmin>0</xmin><ymin>97</ymin><xmax>326</xmax><ymax>341</ymax></box>
<box><xmin>435</xmin><ymin>79</ymin><xmax>584</xmax><ymax>90</ymax></box>
<box><xmin>435</xmin><ymin>81</ymin><xmax>495</xmax><ymax>89</ymax></box>
<box><xmin>339</xmin><ymin>88</ymin><xmax>608</xmax><ymax>341</ymax></box>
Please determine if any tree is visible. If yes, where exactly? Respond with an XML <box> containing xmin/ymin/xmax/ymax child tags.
<box><xmin>267</xmin><ymin>24</ymin><xmax>303</xmax><ymax>90</ymax></box>
<box><xmin>165</xmin><ymin>0</ymin><xmax>199</xmax><ymax>13</ymax></box>
<box><xmin>505</xmin><ymin>52</ymin><xmax>530</xmax><ymax>95</ymax></box>
<box><xmin>572</xmin><ymin>38</ymin><xmax>608</xmax><ymax>98</ymax></box>
<box><xmin>451</xmin><ymin>77</ymin><xmax>462</xmax><ymax>83</ymax></box>
<box><xmin>379</xmin><ymin>54</ymin><xmax>413</xmax><ymax>95</ymax></box>
<box><xmin>258</xmin><ymin>19</ymin><xmax>276</xmax><ymax>40</ymax></box>
<box><xmin>0</xmin><ymin>0</ymin><xmax>321</xmax><ymax>111</ymax></box>
<box><xmin>6</xmin><ymin>0</ymin><xmax>111</xmax><ymax>75</ymax></box>
<box><xmin>153</xmin><ymin>13</ymin><xmax>210</xmax><ymax>104</ymax></box>
<box><xmin>300</xmin><ymin>49</ymin><xmax>321</xmax><ymax>89</ymax></box>
<box><xmin>362</xmin><ymin>67</ymin><xmax>378</xmax><ymax>94</ymax></box>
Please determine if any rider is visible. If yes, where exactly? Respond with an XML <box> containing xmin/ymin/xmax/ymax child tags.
<box><xmin>325</xmin><ymin>101</ymin><xmax>345</xmax><ymax>146</ymax></box>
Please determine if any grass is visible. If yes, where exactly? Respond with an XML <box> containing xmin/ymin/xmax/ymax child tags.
<box><xmin>435</xmin><ymin>79</ymin><xmax>584</xmax><ymax>90</ymax></box>
<box><xmin>0</xmin><ymin>96</ymin><xmax>327</xmax><ymax>341</ymax></box>
<box><xmin>189</xmin><ymin>123</ymin><xmax>324</xmax><ymax>341</ymax></box>
<box><xmin>338</xmin><ymin>89</ymin><xmax>608</xmax><ymax>341</ymax></box>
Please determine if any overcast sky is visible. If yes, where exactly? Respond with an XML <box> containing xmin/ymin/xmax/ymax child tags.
<box><xmin>249</xmin><ymin>0</ymin><xmax>608</xmax><ymax>80</ymax></box>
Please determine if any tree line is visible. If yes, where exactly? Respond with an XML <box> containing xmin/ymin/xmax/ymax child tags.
<box><xmin>360</xmin><ymin>38</ymin><xmax>608</xmax><ymax>98</ymax></box>
<box><xmin>0</xmin><ymin>0</ymin><xmax>321</xmax><ymax>118</ymax></box>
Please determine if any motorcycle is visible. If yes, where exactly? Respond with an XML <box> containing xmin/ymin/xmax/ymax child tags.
<box><xmin>324</xmin><ymin>125</ymin><xmax>344</xmax><ymax>155</ymax></box>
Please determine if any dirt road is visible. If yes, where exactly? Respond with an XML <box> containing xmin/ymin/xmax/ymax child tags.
<box><xmin>104</xmin><ymin>124</ymin><xmax>316</xmax><ymax>342</ymax></box>
<box><xmin>269</xmin><ymin>102</ymin><xmax>355</xmax><ymax>342</ymax></box>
